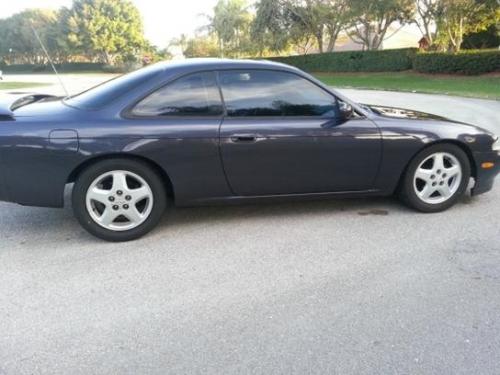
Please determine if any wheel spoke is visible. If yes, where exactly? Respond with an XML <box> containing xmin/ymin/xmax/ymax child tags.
<box><xmin>87</xmin><ymin>187</ymin><xmax>110</xmax><ymax>205</ymax></box>
<box><xmin>418</xmin><ymin>184</ymin><xmax>435</xmax><ymax>200</ymax></box>
<box><xmin>432</xmin><ymin>153</ymin><xmax>445</xmax><ymax>172</ymax></box>
<box><xmin>112</xmin><ymin>172</ymin><xmax>128</xmax><ymax>191</ymax></box>
<box><xmin>437</xmin><ymin>184</ymin><xmax>452</xmax><ymax>198</ymax></box>
<box><xmin>130</xmin><ymin>186</ymin><xmax>150</xmax><ymax>203</ymax></box>
<box><xmin>415</xmin><ymin>168</ymin><xmax>433</xmax><ymax>183</ymax></box>
<box><xmin>445</xmin><ymin>165</ymin><xmax>460</xmax><ymax>177</ymax></box>
<box><xmin>98</xmin><ymin>208</ymin><xmax>118</xmax><ymax>226</ymax></box>
<box><xmin>123</xmin><ymin>207</ymin><xmax>143</xmax><ymax>224</ymax></box>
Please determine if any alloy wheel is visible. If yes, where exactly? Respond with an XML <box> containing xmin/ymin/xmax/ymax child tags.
<box><xmin>85</xmin><ymin>170</ymin><xmax>154</xmax><ymax>231</ymax></box>
<box><xmin>413</xmin><ymin>152</ymin><xmax>463</xmax><ymax>205</ymax></box>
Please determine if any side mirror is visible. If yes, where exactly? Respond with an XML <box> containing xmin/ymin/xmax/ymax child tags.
<box><xmin>339</xmin><ymin>101</ymin><xmax>353</xmax><ymax>121</ymax></box>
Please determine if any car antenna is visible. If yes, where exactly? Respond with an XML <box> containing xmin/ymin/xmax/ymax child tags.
<box><xmin>30</xmin><ymin>23</ymin><xmax>69</xmax><ymax>97</ymax></box>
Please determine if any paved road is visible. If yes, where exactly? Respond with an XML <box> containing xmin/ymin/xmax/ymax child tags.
<box><xmin>0</xmin><ymin>75</ymin><xmax>499</xmax><ymax>375</ymax></box>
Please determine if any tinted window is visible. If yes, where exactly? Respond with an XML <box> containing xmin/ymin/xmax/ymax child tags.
<box><xmin>219</xmin><ymin>70</ymin><xmax>337</xmax><ymax>117</ymax></box>
<box><xmin>131</xmin><ymin>72</ymin><xmax>223</xmax><ymax>117</ymax></box>
<box><xmin>65</xmin><ymin>64</ymin><xmax>162</xmax><ymax>110</ymax></box>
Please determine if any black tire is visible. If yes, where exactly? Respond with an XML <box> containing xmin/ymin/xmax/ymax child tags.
<box><xmin>400</xmin><ymin>143</ymin><xmax>470</xmax><ymax>213</ymax></box>
<box><xmin>72</xmin><ymin>158</ymin><xmax>167</xmax><ymax>241</ymax></box>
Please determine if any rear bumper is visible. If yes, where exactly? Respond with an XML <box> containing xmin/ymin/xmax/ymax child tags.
<box><xmin>471</xmin><ymin>150</ymin><xmax>500</xmax><ymax>196</ymax></box>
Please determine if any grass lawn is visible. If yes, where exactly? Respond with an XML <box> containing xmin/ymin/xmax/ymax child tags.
<box><xmin>314</xmin><ymin>72</ymin><xmax>500</xmax><ymax>100</ymax></box>
<box><xmin>0</xmin><ymin>82</ymin><xmax>49</xmax><ymax>90</ymax></box>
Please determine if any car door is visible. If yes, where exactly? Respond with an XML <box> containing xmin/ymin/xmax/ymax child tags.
<box><xmin>218</xmin><ymin>69</ymin><xmax>382</xmax><ymax>196</ymax></box>
<box><xmin>122</xmin><ymin>71</ymin><xmax>232</xmax><ymax>204</ymax></box>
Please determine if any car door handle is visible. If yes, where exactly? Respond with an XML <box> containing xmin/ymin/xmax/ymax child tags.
<box><xmin>230</xmin><ymin>134</ymin><xmax>258</xmax><ymax>143</ymax></box>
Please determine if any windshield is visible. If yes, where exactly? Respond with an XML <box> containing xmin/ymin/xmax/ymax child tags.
<box><xmin>64</xmin><ymin>64</ymin><xmax>164</xmax><ymax>110</ymax></box>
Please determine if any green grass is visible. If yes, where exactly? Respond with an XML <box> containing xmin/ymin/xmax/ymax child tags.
<box><xmin>0</xmin><ymin>82</ymin><xmax>49</xmax><ymax>90</ymax></box>
<box><xmin>314</xmin><ymin>72</ymin><xmax>500</xmax><ymax>100</ymax></box>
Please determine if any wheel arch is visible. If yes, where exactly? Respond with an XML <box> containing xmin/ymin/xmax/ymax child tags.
<box><xmin>395</xmin><ymin>139</ymin><xmax>476</xmax><ymax>193</ymax></box>
<box><xmin>67</xmin><ymin>153</ymin><xmax>175</xmax><ymax>200</ymax></box>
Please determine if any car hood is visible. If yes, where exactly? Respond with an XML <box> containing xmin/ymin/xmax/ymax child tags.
<box><xmin>363</xmin><ymin>104</ymin><xmax>497</xmax><ymax>138</ymax></box>
<box><xmin>364</xmin><ymin>104</ymin><xmax>460</xmax><ymax>122</ymax></box>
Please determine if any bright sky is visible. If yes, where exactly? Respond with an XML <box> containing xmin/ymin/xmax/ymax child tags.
<box><xmin>0</xmin><ymin>0</ymin><xmax>221</xmax><ymax>48</ymax></box>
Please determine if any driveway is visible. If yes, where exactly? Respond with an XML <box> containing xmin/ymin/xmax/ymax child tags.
<box><xmin>0</xmin><ymin>75</ymin><xmax>499</xmax><ymax>375</ymax></box>
<box><xmin>338</xmin><ymin>88</ymin><xmax>500</xmax><ymax>136</ymax></box>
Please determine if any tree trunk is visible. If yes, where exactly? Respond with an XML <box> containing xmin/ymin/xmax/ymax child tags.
<box><xmin>316</xmin><ymin>32</ymin><xmax>324</xmax><ymax>53</ymax></box>
<box><xmin>326</xmin><ymin>27</ymin><xmax>340</xmax><ymax>52</ymax></box>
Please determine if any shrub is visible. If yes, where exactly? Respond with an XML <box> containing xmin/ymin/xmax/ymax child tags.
<box><xmin>268</xmin><ymin>48</ymin><xmax>417</xmax><ymax>73</ymax></box>
<box><xmin>413</xmin><ymin>49</ymin><xmax>500</xmax><ymax>75</ymax></box>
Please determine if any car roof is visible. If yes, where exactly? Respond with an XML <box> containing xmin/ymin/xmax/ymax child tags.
<box><xmin>151</xmin><ymin>58</ymin><xmax>299</xmax><ymax>75</ymax></box>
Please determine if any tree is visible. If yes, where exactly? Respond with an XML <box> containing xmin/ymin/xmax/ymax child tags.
<box><xmin>65</xmin><ymin>0</ymin><xmax>146</xmax><ymax>64</ymax></box>
<box><xmin>0</xmin><ymin>9</ymin><xmax>60</xmax><ymax>64</ymax></box>
<box><xmin>205</xmin><ymin>0</ymin><xmax>255</xmax><ymax>57</ymax></box>
<box><xmin>251</xmin><ymin>0</ymin><xmax>295</xmax><ymax>53</ymax></box>
<box><xmin>182</xmin><ymin>36</ymin><xmax>220</xmax><ymax>57</ymax></box>
<box><xmin>414</xmin><ymin>0</ymin><xmax>440</xmax><ymax>45</ymax></box>
<box><xmin>462</xmin><ymin>24</ymin><xmax>500</xmax><ymax>49</ymax></box>
<box><xmin>321</xmin><ymin>0</ymin><xmax>352</xmax><ymax>52</ymax></box>
<box><xmin>347</xmin><ymin>0</ymin><xmax>415</xmax><ymax>50</ymax></box>
<box><xmin>434</xmin><ymin>0</ymin><xmax>499</xmax><ymax>52</ymax></box>
<box><xmin>252</xmin><ymin>0</ymin><xmax>352</xmax><ymax>54</ymax></box>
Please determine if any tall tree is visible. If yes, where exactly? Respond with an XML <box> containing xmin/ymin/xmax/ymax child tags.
<box><xmin>252</xmin><ymin>0</ymin><xmax>352</xmax><ymax>54</ymax></box>
<box><xmin>347</xmin><ymin>0</ymin><xmax>415</xmax><ymax>50</ymax></box>
<box><xmin>0</xmin><ymin>9</ymin><xmax>60</xmax><ymax>64</ymax></box>
<box><xmin>65</xmin><ymin>0</ymin><xmax>146</xmax><ymax>64</ymax></box>
<box><xmin>414</xmin><ymin>0</ymin><xmax>440</xmax><ymax>45</ymax></box>
<box><xmin>206</xmin><ymin>0</ymin><xmax>254</xmax><ymax>57</ymax></box>
<box><xmin>321</xmin><ymin>0</ymin><xmax>352</xmax><ymax>52</ymax></box>
<box><xmin>462</xmin><ymin>25</ymin><xmax>500</xmax><ymax>49</ymax></box>
<box><xmin>182</xmin><ymin>35</ymin><xmax>220</xmax><ymax>58</ymax></box>
<box><xmin>252</xmin><ymin>0</ymin><xmax>290</xmax><ymax>53</ymax></box>
<box><xmin>434</xmin><ymin>0</ymin><xmax>499</xmax><ymax>51</ymax></box>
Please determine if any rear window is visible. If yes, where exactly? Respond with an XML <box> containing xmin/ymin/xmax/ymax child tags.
<box><xmin>64</xmin><ymin>65</ymin><xmax>163</xmax><ymax>110</ymax></box>
<box><xmin>131</xmin><ymin>72</ymin><xmax>223</xmax><ymax>117</ymax></box>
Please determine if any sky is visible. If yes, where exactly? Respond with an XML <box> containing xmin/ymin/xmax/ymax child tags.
<box><xmin>0</xmin><ymin>0</ymin><xmax>222</xmax><ymax>48</ymax></box>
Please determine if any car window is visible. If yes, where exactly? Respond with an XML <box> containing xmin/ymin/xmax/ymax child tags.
<box><xmin>65</xmin><ymin>64</ymin><xmax>162</xmax><ymax>110</ymax></box>
<box><xmin>131</xmin><ymin>72</ymin><xmax>223</xmax><ymax>117</ymax></box>
<box><xmin>218</xmin><ymin>70</ymin><xmax>337</xmax><ymax>117</ymax></box>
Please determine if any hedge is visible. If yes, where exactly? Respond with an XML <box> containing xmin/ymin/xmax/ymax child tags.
<box><xmin>0</xmin><ymin>62</ymin><xmax>106</xmax><ymax>73</ymax></box>
<box><xmin>413</xmin><ymin>49</ymin><xmax>500</xmax><ymax>75</ymax></box>
<box><xmin>269</xmin><ymin>48</ymin><xmax>500</xmax><ymax>75</ymax></box>
<box><xmin>269</xmin><ymin>48</ymin><xmax>417</xmax><ymax>73</ymax></box>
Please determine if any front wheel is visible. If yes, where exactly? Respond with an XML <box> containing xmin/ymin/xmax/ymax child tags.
<box><xmin>72</xmin><ymin>159</ymin><xmax>167</xmax><ymax>241</ymax></box>
<box><xmin>400</xmin><ymin>144</ymin><xmax>471</xmax><ymax>212</ymax></box>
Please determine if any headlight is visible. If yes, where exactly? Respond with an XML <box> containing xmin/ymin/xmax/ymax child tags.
<box><xmin>493</xmin><ymin>137</ymin><xmax>500</xmax><ymax>152</ymax></box>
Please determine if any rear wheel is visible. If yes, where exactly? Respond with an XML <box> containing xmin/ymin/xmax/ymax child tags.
<box><xmin>400</xmin><ymin>144</ymin><xmax>470</xmax><ymax>212</ymax></box>
<box><xmin>72</xmin><ymin>159</ymin><xmax>167</xmax><ymax>241</ymax></box>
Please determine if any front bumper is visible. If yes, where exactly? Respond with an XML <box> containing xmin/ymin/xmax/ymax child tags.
<box><xmin>471</xmin><ymin>150</ymin><xmax>500</xmax><ymax>196</ymax></box>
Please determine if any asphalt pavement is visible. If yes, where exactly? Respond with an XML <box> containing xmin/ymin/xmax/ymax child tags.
<box><xmin>0</xmin><ymin>75</ymin><xmax>499</xmax><ymax>375</ymax></box>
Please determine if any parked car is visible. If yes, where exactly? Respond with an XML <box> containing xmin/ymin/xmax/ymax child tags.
<box><xmin>0</xmin><ymin>59</ymin><xmax>498</xmax><ymax>241</ymax></box>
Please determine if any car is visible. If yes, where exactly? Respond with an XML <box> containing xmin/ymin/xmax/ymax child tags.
<box><xmin>0</xmin><ymin>59</ymin><xmax>498</xmax><ymax>241</ymax></box>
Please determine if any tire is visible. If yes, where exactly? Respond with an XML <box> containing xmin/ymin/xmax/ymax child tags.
<box><xmin>400</xmin><ymin>143</ymin><xmax>470</xmax><ymax>213</ymax></box>
<box><xmin>72</xmin><ymin>158</ymin><xmax>167</xmax><ymax>241</ymax></box>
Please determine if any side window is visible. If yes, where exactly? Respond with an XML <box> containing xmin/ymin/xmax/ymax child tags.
<box><xmin>218</xmin><ymin>70</ymin><xmax>337</xmax><ymax>117</ymax></box>
<box><xmin>131</xmin><ymin>72</ymin><xmax>223</xmax><ymax>117</ymax></box>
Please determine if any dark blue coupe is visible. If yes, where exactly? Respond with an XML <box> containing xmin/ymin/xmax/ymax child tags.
<box><xmin>0</xmin><ymin>59</ymin><xmax>498</xmax><ymax>241</ymax></box>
